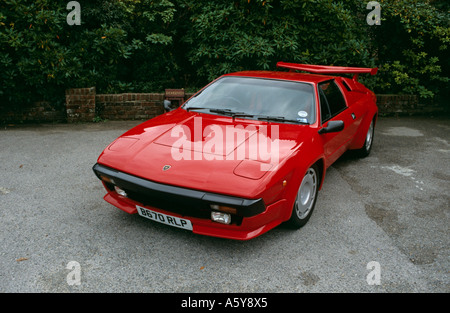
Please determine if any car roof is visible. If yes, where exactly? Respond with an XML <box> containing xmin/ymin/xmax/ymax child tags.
<box><xmin>223</xmin><ymin>70</ymin><xmax>336</xmax><ymax>84</ymax></box>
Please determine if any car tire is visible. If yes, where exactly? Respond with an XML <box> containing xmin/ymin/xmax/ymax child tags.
<box><xmin>287</xmin><ymin>164</ymin><xmax>320</xmax><ymax>229</ymax></box>
<box><xmin>356</xmin><ymin>118</ymin><xmax>375</xmax><ymax>158</ymax></box>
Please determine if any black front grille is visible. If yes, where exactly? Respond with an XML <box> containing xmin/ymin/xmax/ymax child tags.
<box><xmin>93</xmin><ymin>163</ymin><xmax>265</xmax><ymax>225</ymax></box>
<box><xmin>124</xmin><ymin>188</ymin><xmax>211</xmax><ymax>219</ymax></box>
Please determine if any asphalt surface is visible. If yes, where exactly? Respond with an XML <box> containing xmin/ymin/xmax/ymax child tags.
<box><xmin>0</xmin><ymin>116</ymin><xmax>448</xmax><ymax>293</ymax></box>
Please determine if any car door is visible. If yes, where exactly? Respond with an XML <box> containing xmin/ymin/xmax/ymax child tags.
<box><xmin>318</xmin><ymin>80</ymin><xmax>355</xmax><ymax>166</ymax></box>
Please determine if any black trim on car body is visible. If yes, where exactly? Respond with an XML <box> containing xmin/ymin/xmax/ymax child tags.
<box><xmin>92</xmin><ymin>163</ymin><xmax>266</xmax><ymax>219</ymax></box>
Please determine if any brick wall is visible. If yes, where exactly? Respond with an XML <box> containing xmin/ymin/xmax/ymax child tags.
<box><xmin>0</xmin><ymin>101</ymin><xmax>66</xmax><ymax>124</ymax></box>
<box><xmin>377</xmin><ymin>94</ymin><xmax>418</xmax><ymax>114</ymax></box>
<box><xmin>95</xmin><ymin>93</ymin><xmax>165</xmax><ymax>121</ymax></box>
<box><xmin>376</xmin><ymin>94</ymin><xmax>447</xmax><ymax>115</ymax></box>
<box><xmin>65</xmin><ymin>87</ymin><xmax>96</xmax><ymax>123</ymax></box>
<box><xmin>65</xmin><ymin>89</ymin><xmax>194</xmax><ymax>122</ymax></box>
<box><xmin>0</xmin><ymin>89</ymin><xmax>446</xmax><ymax>124</ymax></box>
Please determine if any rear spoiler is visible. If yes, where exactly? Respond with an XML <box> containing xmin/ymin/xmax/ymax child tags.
<box><xmin>277</xmin><ymin>62</ymin><xmax>378</xmax><ymax>82</ymax></box>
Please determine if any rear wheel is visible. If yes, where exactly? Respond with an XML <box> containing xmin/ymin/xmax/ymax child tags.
<box><xmin>356</xmin><ymin>118</ymin><xmax>375</xmax><ymax>158</ymax></box>
<box><xmin>287</xmin><ymin>165</ymin><xmax>319</xmax><ymax>229</ymax></box>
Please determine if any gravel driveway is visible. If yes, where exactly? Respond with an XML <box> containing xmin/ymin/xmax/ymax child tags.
<box><xmin>0</xmin><ymin>117</ymin><xmax>448</xmax><ymax>293</ymax></box>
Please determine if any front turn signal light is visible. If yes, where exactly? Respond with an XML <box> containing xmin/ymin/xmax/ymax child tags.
<box><xmin>210</xmin><ymin>204</ymin><xmax>237</xmax><ymax>215</ymax></box>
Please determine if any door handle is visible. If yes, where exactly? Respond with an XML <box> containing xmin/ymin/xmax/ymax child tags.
<box><xmin>351</xmin><ymin>113</ymin><xmax>356</xmax><ymax>120</ymax></box>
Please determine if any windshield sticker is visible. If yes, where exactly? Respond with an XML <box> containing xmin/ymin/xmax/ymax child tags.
<box><xmin>297</xmin><ymin>117</ymin><xmax>308</xmax><ymax>124</ymax></box>
<box><xmin>298</xmin><ymin>111</ymin><xmax>308</xmax><ymax>118</ymax></box>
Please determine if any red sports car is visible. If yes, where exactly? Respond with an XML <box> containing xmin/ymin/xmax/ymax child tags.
<box><xmin>93</xmin><ymin>62</ymin><xmax>378</xmax><ymax>240</ymax></box>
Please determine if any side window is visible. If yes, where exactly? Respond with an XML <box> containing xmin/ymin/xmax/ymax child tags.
<box><xmin>319</xmin><ymin>80</ymin><xmax>347</xmax><ymax>121</ymax></box>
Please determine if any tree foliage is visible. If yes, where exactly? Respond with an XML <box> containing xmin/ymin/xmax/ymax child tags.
<box><xmin>0</xmin><ymin>0</ymin><xmax>448</xmax><ymax>107</ymax></box>
<box><xmin>0</xmin><ymin>0</ymin><xmax>178</xmax><ymax>105</ymax></box>
<box><xmin>182</xmin><ymin>0</ymin><xmax>375</xmax><ymax>82</ymax></box>
<box><xmin>371</xmin><ymin>0</ymin><xmax>449</xmax><ymax>98</ymax></box>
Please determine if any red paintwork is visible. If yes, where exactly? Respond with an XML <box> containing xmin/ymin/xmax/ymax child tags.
<box><xmin>95</xmin><ymin>64</ymin><xmax>378</xmax><ymax>240</ymax></box>
<box><xmin>276</xmin><ymin>62</ymin><xmax>378</xmax><ymax>77</ymax></box>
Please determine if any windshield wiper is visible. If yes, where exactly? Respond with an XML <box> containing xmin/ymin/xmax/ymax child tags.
<box><xmin>209</xmin><ymin>108</ymin><xmax>237</xmax><ymax>115</ymax></box>
<box><xmin>184</xmin><ymin>107</ymin><xmax>250</xmax><ymax>118</ymax></box>
<box><xmin>185</xmin><ymin>106</ymin><xmax>210</xmax><ymax>112</ymax></box>
<box><xmin>184</xmin><ymin>108</ymin><xmax>305</xmax><ymax>124</ymax></box>
<box><xmin>232</xmin><ymin>112</ymin><xmax>257</xmax><ymax>118</ymax></box>
<box><xmin>256</xmin><ymin>115</ymin><xmax>308</xmax><ymax>124</ymax></box>
<box><xmin>209</xmin><ymin>109</ymin><xmax>254</xmax><ymax>118</ymax></box>
<box><xmin>185</xmin><ymin>107</ymin><xmax>252</xmax><ymax>119</ymax></box>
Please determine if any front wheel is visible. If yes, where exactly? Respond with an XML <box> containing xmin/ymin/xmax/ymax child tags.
<box><xmin>287</xmin><ymin>165</ymin><xmax>319</xmax><ymax>229</ymax></box>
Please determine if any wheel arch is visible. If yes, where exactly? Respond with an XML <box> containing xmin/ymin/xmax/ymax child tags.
<box><xmin>349</xmin><ymin>109</ymin><xmax>378</xmax><ymax>150</ymax></box>
<box><xmin>314</xmin><ymin>157</ymin><xmax>326</xmax><ymax>191</ymax></box>
<box><xmin>281</xmin><ymin>157</ymin><xmax>325</xmax><ymax>222</ymax></box>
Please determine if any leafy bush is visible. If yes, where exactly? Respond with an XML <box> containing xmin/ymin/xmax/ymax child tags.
<box><xmin>182</xmin><ymin>0</ymin><xmax>375</xmax><ymax>84</ymax></box>
<box><xmin>0</xmin><ymin>0</ymin><xmax>68</xmax><ymax>105</ymax></box>
<box><xmin>0</xmin><ymin>0</ymin><xmax>448</xmax><ymax>108</ymax></box>
<box><xmin>0</xmin><ymin>0</ymin><xmax>177</xmax><ymax>106</ymax></box>
<box><xmin>369</xmin><ymin>0</ymin><xmax>449</xmax><ymax>99</ymax></box>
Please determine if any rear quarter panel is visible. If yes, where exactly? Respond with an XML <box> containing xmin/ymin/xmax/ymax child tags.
<box><xmin>336</xmin><ymin>78</ymin><xmax>378</xmax><ymax>150</ymax></box>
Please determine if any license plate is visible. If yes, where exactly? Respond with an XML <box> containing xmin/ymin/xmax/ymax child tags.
<box><xmin>136</xmin><ymin>205</ymin><xmax>193</xmax><ymax>231</ymax></box>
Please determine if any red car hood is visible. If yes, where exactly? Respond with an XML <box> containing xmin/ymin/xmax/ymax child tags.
<box><xmin>97</xmin><ymin>109</ymin><xmax>309</xmax><ymax>198</ymax></box>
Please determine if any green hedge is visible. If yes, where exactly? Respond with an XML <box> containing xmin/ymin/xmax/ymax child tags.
<box><xmin>0</xmin><ymin>0</ymin><xmax>448</xmax><ymax>107</ymax></box>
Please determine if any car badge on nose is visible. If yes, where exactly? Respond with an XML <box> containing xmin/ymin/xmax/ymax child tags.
<box><xmin>162</xmin><ymin>165</ymin><xmax>171</xmax><ymax>171</ymax></box>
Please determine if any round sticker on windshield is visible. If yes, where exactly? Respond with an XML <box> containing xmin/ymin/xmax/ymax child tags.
<box><xmin>298</xmin><ymin>111</ymin><xmax>308</xmax><ymax>118</ymax></box>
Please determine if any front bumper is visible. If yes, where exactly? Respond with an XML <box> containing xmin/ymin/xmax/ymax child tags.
<box><xmin>93</xmin><ymin>163</ymin><xmax>285</xmax><ymax>240</ymax></box>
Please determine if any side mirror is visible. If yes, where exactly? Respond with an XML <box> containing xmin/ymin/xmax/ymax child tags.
<box><xmin>318</xmin><ymin>120</ymin><xmax>344</xmax><ymax>134</ymax></box>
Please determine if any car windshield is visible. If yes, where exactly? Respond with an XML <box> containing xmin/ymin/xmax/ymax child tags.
<box><xmin>183</xmin><ymin>76</ymin><xmax>315</xmax><ymax>124</ymax></box>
